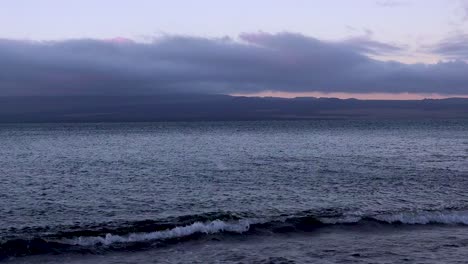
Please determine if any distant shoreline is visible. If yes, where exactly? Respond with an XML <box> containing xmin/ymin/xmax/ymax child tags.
<box><xmin>1</xmin><ymin>95</ymin><xmax>467</xmax><ymax>123</ymax></box>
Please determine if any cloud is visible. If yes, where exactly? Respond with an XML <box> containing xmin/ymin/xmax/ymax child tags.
<box><xmin>340</xmin><ymin>36</ymin><xmax>404</xmax><ymax>55</ymax></box>
<box><xmin>430</xmin><ymin>34</ymin><xmax>468</xmax><ymax>60</ymax></box>
<box><xmin>0</xmin><ymin>32</ymin><xmax>467</xmax><ymax>96</ymax></box>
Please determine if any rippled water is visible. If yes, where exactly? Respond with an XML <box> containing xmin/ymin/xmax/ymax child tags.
<box><xmin>1</xmin><ymin>120</ymin><xmax>467</xmax><ymax>263</ymax></box>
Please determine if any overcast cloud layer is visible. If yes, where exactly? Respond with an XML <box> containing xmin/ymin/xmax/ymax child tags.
<box><xmin>0</xmin><ymin>32</ymin><xmax>467</xmax><ymax>96</ymax></box>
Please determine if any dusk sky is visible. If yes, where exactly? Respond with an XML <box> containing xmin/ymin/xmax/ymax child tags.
<box><xmin>1</xmin><ymin>0</ymin><xmax>468</xmax><ymax>99</ymax></box>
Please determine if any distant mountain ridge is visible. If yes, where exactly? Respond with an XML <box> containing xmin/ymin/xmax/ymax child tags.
<box><xmin>0</xmin><ymin>94</ymin><xmax>467</xmax><ymax>122</ymax></box>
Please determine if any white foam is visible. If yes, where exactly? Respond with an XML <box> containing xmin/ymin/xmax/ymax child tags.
<box><xmin>62</xmin><ymin>220</ymin><xmax>250</xmax><ymax>247</ymax></box>
<box><xmin>376</xmin><ymin>211</ymin><xmax>468</xmax><ymax>225</ymax></box>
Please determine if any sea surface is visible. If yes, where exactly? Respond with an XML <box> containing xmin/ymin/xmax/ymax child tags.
<box><xmin>1</xmin><ymin>120</ymin><xmax>468</xmax><ymax>263</ymax></box>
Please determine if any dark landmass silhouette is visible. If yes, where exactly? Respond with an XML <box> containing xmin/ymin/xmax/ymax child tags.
<box><xmin>0</xmin><ymin>94</ymin><xmax>467</xmax><ymax>123</ymax></box>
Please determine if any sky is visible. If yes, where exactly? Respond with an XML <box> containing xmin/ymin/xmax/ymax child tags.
<box><xmin>1</xmin><ymin>0</ymin><xmax>468</xmax><ymax>99</ymax></box>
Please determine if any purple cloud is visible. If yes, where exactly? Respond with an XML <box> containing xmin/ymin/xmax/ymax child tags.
<box><xmin>0</xmin><ymin>32</ymin><xmax>467</xmax><ymax>96</ymax></box>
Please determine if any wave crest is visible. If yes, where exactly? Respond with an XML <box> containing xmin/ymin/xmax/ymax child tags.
<box><xmin>373</xmin><ymin>211</ymin><xmax>468</xmax><ymax>225</ymax></box>
<box><xmin>63</xmin><ymin>219</ymin><xmax>251</xmax><ymax>246</ymax></box>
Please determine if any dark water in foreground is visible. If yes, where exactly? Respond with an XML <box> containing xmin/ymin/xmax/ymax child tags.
<box><xmin>1</xmin><ymin>120</ymin><xmax>468</xmax><ymax>263</ymax></box>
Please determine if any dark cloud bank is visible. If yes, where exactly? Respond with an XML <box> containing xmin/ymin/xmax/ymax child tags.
<box><xmin>1</xmin><ymin>32</ymin><xmax>467</xmax><ymax>96</ymax></box>
<box><xmin>1</xmin><ymin>32</ymin><xmax>467</xmax><ymax>122</ymax></box>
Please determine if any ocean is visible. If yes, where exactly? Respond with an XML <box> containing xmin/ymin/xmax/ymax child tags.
<box><xmin>1</xmin><ymin>120</ymin><xmax>467</xmax><ymax>263</ymax></box>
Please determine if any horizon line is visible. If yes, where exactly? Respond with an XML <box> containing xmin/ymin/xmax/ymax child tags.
<box><xmin>231</xmin><ymin>91</ymin><xmax>468</xmax><ymax>100</ymax></box>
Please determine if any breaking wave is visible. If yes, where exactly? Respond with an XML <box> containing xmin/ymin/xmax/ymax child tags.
<box><xmin>63</xmin><ymin>219</ymin><xmax>251</xmax><ymax>247</ymax></box>
<box><xmin>372</xmin><ymin>211</ymin><xmax>468</xmax><ymax>225</ymax></box>
<box><xmin>3</xmin><ymin>209</ymin><xmax>468</xmax><ymax>259</ymax></box>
